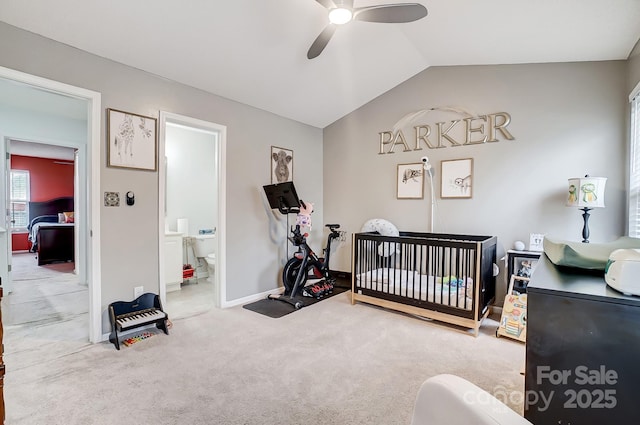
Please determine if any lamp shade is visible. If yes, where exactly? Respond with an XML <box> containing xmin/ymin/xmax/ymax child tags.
<box><xmin>567</xmin><ymin>176</ymin><xmax>607</xmax><ymax>208</ymax></box>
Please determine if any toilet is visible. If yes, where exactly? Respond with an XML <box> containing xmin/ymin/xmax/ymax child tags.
<box><xmin>193</xmin><ymin>234</ymin><xmax>216</xmax><ymax>282</ymax></box>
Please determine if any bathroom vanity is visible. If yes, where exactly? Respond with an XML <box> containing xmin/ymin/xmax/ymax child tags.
<box><xmin>165</xmin><ymin>231</ymin><xmax>184</xmax><ymax>292</ymax></box>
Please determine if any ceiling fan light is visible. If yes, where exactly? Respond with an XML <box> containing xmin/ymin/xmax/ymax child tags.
<box><xmin>328</xmin><ymin>8</ymin><xmax>353</xmax><ymax>25</ymax></box>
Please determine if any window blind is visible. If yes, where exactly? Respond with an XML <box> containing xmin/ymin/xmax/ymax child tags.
<box><xmin>629</xmin><ymin>91</ymin><xmax>640</xmax><ymax>237</ymax></box>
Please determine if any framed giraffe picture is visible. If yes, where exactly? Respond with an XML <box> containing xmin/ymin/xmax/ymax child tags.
<box><xmin>397</xmin><ymin>163</ymin><xmax>424</xmax><ymax>199</ymax></box>
<box><xmin>107</xmin><ymin>108</ymin><xmax>157</xmax><ymax>171</ymax></box>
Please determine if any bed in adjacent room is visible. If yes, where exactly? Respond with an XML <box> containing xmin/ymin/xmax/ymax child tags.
<box><xmin>27</xmin><ymin>196</ymin><xmax>75</xmax><ymax>266</ymax></box>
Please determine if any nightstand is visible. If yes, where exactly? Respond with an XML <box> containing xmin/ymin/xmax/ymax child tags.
<box><xmin>506</xmin><ymin>249</ymin><xmax>542</xmax><ymax>293</ymax></box>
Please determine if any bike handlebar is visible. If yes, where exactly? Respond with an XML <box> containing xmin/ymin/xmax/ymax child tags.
<box><xmin>290</xmin><ymin>224</ymin><xmax>341</xmax><ymax>246</ymax></box>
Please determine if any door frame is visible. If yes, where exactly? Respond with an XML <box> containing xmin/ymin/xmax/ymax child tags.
<box><xmin>158</xmin><ymin>112</ymin><xmax>227</xmax><ymax>308</ymax></box>
<box><xmin>0</xmin><ymin>66</ymin><xmax>102</xmax><ymax>343</ymax></box>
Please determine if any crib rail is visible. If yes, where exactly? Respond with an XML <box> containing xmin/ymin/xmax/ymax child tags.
<box><xmin>352</xmin><ymin>232</ymin><xmax>497</xmax><ymax>322</ymax></box>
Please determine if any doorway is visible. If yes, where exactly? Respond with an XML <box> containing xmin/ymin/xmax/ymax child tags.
<box><xmin>0</xmin><ymin>66</ymin><xmax>102</xmax><ymax>343</ymax></box>
<box><xmin>5</xmin><ymin>140</ymin><xmax>88</xmax><ymax>347</ymax></box>
<box><xmin>158</xmin><ymin>112</ymin><xmax>226</xmax><ymax>317</ymax></box>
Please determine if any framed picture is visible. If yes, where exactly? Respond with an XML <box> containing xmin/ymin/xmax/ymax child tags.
<box><xmin>107</xmin><ymin>108</ymin><xmax>157</xmax><ymax>171</ymax></box>
<box><xmin>397</xmin><ymin>163</ymin><xmax>424</xmax><ymax>199</ymax></box>
<box><xmin>271</xmin><ymin>146</ymin><xmax>293</xmax><ymax>184</ymax></box>
<box><xmin>529</xmin><ymin>233</ymin><xmax>545</xmax><ymax>252</ymax></box>
<box><xmin>441</xmin><ymin>158</ymin><xmax>473</xmax><ymax>199</ymax></box>
<box><xmin>507</xmin><ymin>251</ymin><xmax>542</xmax><ymax>292</ymax></box>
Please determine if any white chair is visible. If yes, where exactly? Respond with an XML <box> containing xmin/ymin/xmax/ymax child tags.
<box><xmin>410</xmin><ymin>374</ymin><xmax>533</xmax><ymax>425</ymax></box>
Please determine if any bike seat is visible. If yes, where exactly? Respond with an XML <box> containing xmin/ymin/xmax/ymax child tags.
<box><xmin>326</xmin><ymin>224</ymin><xmax>340</xmax><ymax>230</ymax></box>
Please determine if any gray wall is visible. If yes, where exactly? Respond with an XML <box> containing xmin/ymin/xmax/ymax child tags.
<box><xmin>2</xmin><ymin>19</ymin><xmax>636</xmax><ymax>320</ymax></box>
<box><xmin>0</xmin><ymin>23</ymin><xmax>323</xmax><ymax>325</ymax></box>
<box><xmin>0</xmin><ymin>105</ymin><xmax>85</xmax><ymax>144</ymax></box>
<box><xmin>324</xmin><ymin>61</ymin><xmax>628</xmax><ymax>302</ymax></box>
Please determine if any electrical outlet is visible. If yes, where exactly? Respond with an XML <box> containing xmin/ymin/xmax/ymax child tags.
<box><xmin>134</xmin><ymin>286</ymin><xmax>144</xmax><ymax>298</ymax></box>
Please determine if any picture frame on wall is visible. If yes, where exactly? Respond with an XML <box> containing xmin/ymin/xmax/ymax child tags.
<box><xmin>397</xmin><ymin>163</ymin><xmax>424</xmax><ymax>199</ymax></box>
<box><xmin>441</xmin><ymin>158</ymin><xmax>473</xmax><ymax>199</ymax></box>
<box><xmin>107</xmin><ymin>108</ymin><xmax>157</xmax><ymax>171</ymax></box>
<box><xmin>271</xmin><ymin>146</ymin><xmax>293</xmax><ymax>184</ymax></box>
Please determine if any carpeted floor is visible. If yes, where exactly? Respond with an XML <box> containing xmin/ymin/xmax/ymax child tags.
<box><xmin>2</xmin><ymin>253</ymin><xmax>90</xmax><ymax>373</ymax></box>
<box><xmin>11</xmin><ymin>255</ymin><xmax>76</xmax><ymax>282</ymax></box>
<box><xmin>5</xmin><ymin>288</ymin><xmax>526</xmax><ymax>425</ymax></box>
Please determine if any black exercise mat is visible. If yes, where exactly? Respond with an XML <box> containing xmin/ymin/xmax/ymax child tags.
<box><xmin>243</xmin><ymin>285</ymin><xmax>349</xmax><ymax>318</ymax></box>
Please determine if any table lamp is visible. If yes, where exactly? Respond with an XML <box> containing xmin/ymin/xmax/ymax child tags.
<box><xmin>567</xmin><ymin>175</ymin><xmax>607</xmax><ymax>243</ymax></box>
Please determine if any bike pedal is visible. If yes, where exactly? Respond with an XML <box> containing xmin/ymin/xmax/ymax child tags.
<box><xmin>321</xmin><ymin>282</ymin><xmax>333</xmax><ymax>293</ymax></box>
<box><xmin>303</xmin><ymin>283</ymin><xmax>326</xmax><ymax>299</ymax></box>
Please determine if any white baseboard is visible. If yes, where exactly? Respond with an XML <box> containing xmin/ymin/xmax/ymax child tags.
<box><xmin>100</xmin><ymin>287</ymin><xmax>285</xmax><ymax>341</ymax></box>
<box><xmin>222</xmin><ymin>286</ymin><xmax>284</xmax><ymax>308</ymax></box>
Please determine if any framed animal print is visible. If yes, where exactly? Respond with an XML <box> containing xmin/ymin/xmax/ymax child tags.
<box><xmin>271</xmin><ymin>146</ymin><xmax>293</xmax><ymax>184</ymax></box>
<box><xmin>441</xmin><ymin>158</ymin><xmax>473</xmax><ymax>199</ymax></box>
<box><xmin>397</xmin><ymin>163</ymin><xmax>424</xmax><ymax>199</ymax></box>
<box><xmin>107</xmin><ymin>108</ymin><xmax>157</xmax><ymax>171</ymax></box>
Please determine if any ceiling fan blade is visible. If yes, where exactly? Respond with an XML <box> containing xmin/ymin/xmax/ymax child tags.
<box><xmin>315</xmin><ymin>0</ymin><xmax>336</xmax><ymax>9</ymax></box>
<box><xmin>333</xmin><ymin>0</ymin><xmax>354</xmax><ymax>8</ymax></box>
<box><xmin>354</xmin><ymin>3</ymin><xmax>428</xmax><ymax>23</ymax></box>
<box><xmin>307</xmin><ymin>24</ymin><xmax>337</xmax><ymax>59</ymax></box>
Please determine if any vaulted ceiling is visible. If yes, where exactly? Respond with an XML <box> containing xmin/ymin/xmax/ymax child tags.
<box><xmin>1</xmin><ymin>0</ymin><xmax>640</xmax><ymax>128</ymax></box>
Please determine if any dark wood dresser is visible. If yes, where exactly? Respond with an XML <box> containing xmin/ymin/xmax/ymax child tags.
<box><xmin>525</xmin><ymin>256</ymin><xmax>640</xmax><ymax>424</ymax></box>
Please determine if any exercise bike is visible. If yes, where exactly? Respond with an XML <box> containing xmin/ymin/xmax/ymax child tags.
<box><xmin>281</xmin><ymin>223</ymin><xmax>342</xmax><ymax>300</ymax></box>
<box><xmin>263</xmin><ymin>181</ymin><xmax>341</xmax><ymax>309</ymax></box>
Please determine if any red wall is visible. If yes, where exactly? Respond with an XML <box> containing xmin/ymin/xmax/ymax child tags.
<box><xmin>11</xmin><ymin>155</ymin><xmax>74</xmax><ymax>251</ymax></box>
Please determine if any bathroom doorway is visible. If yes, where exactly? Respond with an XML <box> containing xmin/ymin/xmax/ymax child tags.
<box><xmin>158</xmin><ymin>112</ymin><xmax>226</xmax><ymax>318</ymax></box>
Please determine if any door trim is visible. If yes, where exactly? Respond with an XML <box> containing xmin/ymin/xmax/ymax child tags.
<box><xmin>0</xmin><ymin>66</ymin><xmax>102</xmax><ymax>343</ymax></box>
<box><xmin>158</xmin><ymin>112</ymin><xmax>227</xmax><ymax>308</ymax></box>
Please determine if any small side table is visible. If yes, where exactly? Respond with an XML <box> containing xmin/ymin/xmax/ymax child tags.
<box><xmin>506</xmin><ymin>249</ymin><xmax>542</xmax><ymax>293</ymax></box>
<box><xmin>497</xmin><ymin>250</ymin><xmax>542</xmax><ymax>342</ymax></box>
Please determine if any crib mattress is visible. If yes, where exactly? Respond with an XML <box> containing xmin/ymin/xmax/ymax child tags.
<box><xmin>356</xmin><ymin>268</ymin><xmax>474</xmax><ymax>310</ymax></box>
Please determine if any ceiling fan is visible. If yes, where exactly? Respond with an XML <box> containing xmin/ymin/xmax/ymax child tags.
<box><xmin>307</xmin><ymin>0</ymin><xmax>428</xmax><ymax>59</ymax></box>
